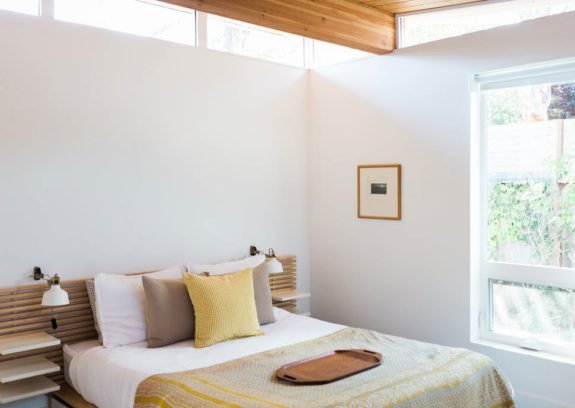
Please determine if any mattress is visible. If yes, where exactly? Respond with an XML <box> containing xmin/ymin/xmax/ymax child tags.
<box><xmin>69</xmin><ymin>308</ymin><xmax>344</xmax><ymax>408</ymax></box>
<box><xmin>63</xmin><ymin>340</ymin><xmax>101</xmax><ymax>388</ymax></box>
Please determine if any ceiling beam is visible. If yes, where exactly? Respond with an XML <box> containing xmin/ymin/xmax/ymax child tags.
<box><xmin>162</xmin><ymin>0</ymin><xmax>396</xmax><ymax>54</ymax></box>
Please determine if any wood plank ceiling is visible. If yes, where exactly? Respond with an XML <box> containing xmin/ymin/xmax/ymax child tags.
<box><xmin>163</xmin><ymin>0</ymin><xmax>486</xmax><ymax>54</ymax></box>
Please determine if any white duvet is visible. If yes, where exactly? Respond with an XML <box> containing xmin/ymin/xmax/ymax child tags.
<box><xmin>69</xmin><ymin>309</ymin><xmax>344</xmax><ymax>408</ymax></box>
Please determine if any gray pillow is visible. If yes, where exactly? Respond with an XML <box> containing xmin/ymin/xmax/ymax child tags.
<box><xmin>142</xmin><ymin>277</ymin><xmax>196</xmax><ymax>348</ymax></box>
<box><xmin>207</xmin><ymin>264</ymin><xmax>275</xmax><ymax>325</ymax></box>
<box><xmin>85</xmin><ymin>280</ymin><xmax>102</xmax><ymax>344</ymax></box>
<box><xmin>252</xmin><ymin>264</ymin><xmax>276</xmax><ymax>325</ymax></box>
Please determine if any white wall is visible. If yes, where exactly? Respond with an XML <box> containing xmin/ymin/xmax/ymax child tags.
<box><xmin>309</xmin><ymin>12</ymin><xmax>575</xmax><ymax>408</ymax></box>
<box><xmin>0</xmin><ymin>11</ymin><xmax>310</xmax><ymax>295</ymax></box>
<box><xmin>3</xmin><ymin>6</ymin><xmax>575</xmax><ymax>407</ymax></box>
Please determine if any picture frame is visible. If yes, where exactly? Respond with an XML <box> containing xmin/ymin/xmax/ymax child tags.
<box><xmin>357</xmin><ymin>164</ymin><xmax>401</xmax><ymax>220</ymax></box>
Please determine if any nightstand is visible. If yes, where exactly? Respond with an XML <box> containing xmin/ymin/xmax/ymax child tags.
<box><xmin>0</xmin><ymin>332</ymin><xmax>61</xmax><ymax>405</ymax></box>
<box><xmin>272</xmin><ymin>289</ymin><xmax>311</xmax><ymax>315</ymax></box>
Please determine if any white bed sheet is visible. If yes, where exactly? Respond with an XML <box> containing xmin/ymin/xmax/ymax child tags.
<box><xmin>69</xmin><ymin>308</ymin><xmax>344</xmax><ymax>408</ymax></box>
<box><xmin>63</xmin><ymin>340</ymin><xmax>100</xmax><ymax>388</ymax></box>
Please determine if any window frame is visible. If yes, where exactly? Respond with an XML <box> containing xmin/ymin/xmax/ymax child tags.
<box><xmin>472</xmin><ymin>58</ymin><xmax>575</xmax><ymax>360</ymax></box>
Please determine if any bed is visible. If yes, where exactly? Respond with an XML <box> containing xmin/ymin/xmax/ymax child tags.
<box><xmin>66</xmin><ymin>308</ymin><xmax>514</xmax><ymax>408</ymax></box>
<box><xmin>3</xmin><ymin>255</ymin><xmax>513</xmax><ymax>407</ymax></box>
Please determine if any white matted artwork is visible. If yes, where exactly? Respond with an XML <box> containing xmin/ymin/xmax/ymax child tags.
<box><xmin>357</xmin><ymin>164</ymin><xmax>401</xmax><ymax>220</ymax></box>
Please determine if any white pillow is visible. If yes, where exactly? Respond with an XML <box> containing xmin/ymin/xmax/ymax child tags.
<box><xmin>186</xmin><ymin>254</ymin><xmax>265</xmax><ymax>276</ymax></box>
<box><xmin>94</xmin><ymin>266</ymin><xmax>185</xmax><ymax>348</ymax></box>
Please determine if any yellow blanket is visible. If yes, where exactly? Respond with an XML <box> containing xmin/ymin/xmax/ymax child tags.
<box><xmin>135</xmin><ymin>328</ymin><xmax>514</xmax><ymax>407</ymax></box>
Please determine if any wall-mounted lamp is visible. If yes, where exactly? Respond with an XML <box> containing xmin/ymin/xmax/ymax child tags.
<box><xmin>250</xmin><ymin>246</ymin><xmax>284</xmax><ymax>274</ymax></box>
<box><xmin>33</xmin><ymin>267</ymin><xmax>70</xmax><ymax>329</ymax></box>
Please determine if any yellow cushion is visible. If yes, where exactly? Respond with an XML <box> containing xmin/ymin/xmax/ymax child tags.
<box><xmin>183</xmin><ymin>268</ymin><xmax>263</xmax><ymax>348</ymax></box>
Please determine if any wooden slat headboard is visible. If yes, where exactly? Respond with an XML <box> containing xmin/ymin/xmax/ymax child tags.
<box><xmin>271</xmin><ymin>255</ymin><xmax>298</xmax><ymax>312</ymax></box>
<box><xmin>0</xmin><ymin>255</ymin><xmax>297</xmax><ymax>385</ymax></box>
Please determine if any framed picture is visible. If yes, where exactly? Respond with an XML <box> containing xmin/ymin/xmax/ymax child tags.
<box><xmin>357</xmin><ymin>164</ymin><xmax>401</xmax><ymax>220</ymax></box>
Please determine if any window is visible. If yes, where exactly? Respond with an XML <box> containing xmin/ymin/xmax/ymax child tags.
<box><xmin>491</xmin><ymin>280</ymin><xmax>575</xmax><ymax>346</ymax></box>
<box><xmin>55</xmin><ymin>0</ymin><xmax>196</xmax><ymax>46</ymax></box>
<box><xmin>0</xmin><ymin>0</ymin><xmax>371</xmax><ymax>68</ymax></box>
<box><xmin>399</xmin><ymin>0</ymin><xmax>575</xmax><ymax>48</ymax></box>
<box><xmin>475</xmin><ymin>59</ymin><xmax>575</xmax><ymax>358</ymax></box>
<box><xmin>204</xmin><ymin>14</ymin><xmax>304</xmax><ymax>67</ymax></box>
<box><xmin>0</xmin><ymin>0</ymin><xmax>39</xmax><ymax>15</ymax></box>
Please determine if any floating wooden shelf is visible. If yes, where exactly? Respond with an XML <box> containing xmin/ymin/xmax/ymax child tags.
<box><xmin>271</xmin><ymin>290</ymin><xmax>310</xmax><ymax>302</ymax></box>
<box><xmin>0</xmin><ymin>375</ymin><xmax>59</xmax><ymax>404</ymax></box>
<box><xmin>0</xmin><ymin>332</ymin><xmax>60</xmax><ymax>356</ymax></box>
<box><xmin>0</xmin><ymin>356</ymin><xmax>60</xmax><ymax>384</ymax></box>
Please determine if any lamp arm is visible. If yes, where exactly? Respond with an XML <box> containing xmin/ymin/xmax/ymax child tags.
<box><xmin>32</xmin><ymin>267</ymin><xmax>60</xmax><ymax>285</ymax></box>
<box><xmin>249</xmin><ymin>246</ymin><xmax>278</xmax><ymax>258</ymax></box>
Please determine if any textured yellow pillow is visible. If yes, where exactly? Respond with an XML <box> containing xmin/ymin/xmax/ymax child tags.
<box><xmin>183</xmin><ymin>268</ymin><xmax>263</xmax><ymax>348</ymax></box>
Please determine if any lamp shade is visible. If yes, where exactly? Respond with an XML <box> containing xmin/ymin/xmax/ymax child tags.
<box><xmin>42</xmin><ymin>284</ymin><xmax>69</xmax><ymax>307</ymax></box>
<box><xmin>263</xmin><ymin>257</ymin><xmax>283</xmax><ymax>274</ymax></box>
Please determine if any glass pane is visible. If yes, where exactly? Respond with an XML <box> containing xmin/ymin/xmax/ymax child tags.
<box><xmin>206</xmin><ymin>14</ymin><xmax>304</xmax><ymax>67</ymax></box>
<box><xmin>486</xmin><ymin>81</ymin><xmax>575</xmax><ymax>269</ymax></box>
<box><xmin>55</xmin><ymin>0</ymin><xmax>196</xmax><ymax>46</ymax></box>
<box><xmin>312</xmin><ymin>40</ymin><xmax>372</xmax><ymax>68</ymax></box>
<box><xmin>0</xmin><ymin>0</ymin><xmax>39</xmax><ymax>15</ymax></box>
<box><xmin>400</xmin><ymin>0</ymin><xmax>575</xmax><ymax>48</ymax></box>
<box><xmin>491</xmin><ymin>280</ymin><xmax>575</xmax><ymax>345</ymax></box>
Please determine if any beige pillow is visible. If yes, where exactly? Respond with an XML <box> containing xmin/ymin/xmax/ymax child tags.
<box><xmin>252</xmin><ymin>264</ymin><xmax>276</xmax><ymax>325</ymax></box>
<box><xmin>208</xmin><ymin>264</ymin><xmax>275</xmax><ymax>325</ymax></box>
<box><xmin>142</xmin><ymin>277</ymin><xmax>196</xmax><ymax>348</ymax></box>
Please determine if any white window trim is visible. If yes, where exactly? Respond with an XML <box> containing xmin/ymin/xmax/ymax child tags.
<box><xmin>40</xmin><ymin>0</ymin><xmax>54</xmax><ymax>18</ymax></box>
<box><xmin>471</xmin><ymin>57</ymin><xmax>575</xmax><ymax>362</ymax></box>
<box><xmin>195</xmin><ymin>10</ymin><xmax>207</xmax><ymax>48</ymax></box>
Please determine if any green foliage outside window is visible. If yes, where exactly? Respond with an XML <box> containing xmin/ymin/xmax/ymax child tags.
<box><xmin>487</xmin><ymin>83</ymin><xmax>575</xmax><ymax>268</ymax></box>
<box><xmin>488</xmin><ymin>157</ymin><xmax>575</xmax><ymax>268</ymax></box>
<box><xmin>487</xmin><ymin>88</ymin><xmax>522</xmax><ymax>126</ymax></box>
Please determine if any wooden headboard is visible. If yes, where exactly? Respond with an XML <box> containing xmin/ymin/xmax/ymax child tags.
<box><xmin>0</xmin><ymin>255</ymin><xmax>297</xmax><ymax>385</ymax></box>
<box><xmin>269</xmin><ymin>255</ymin><xmax>298</xmax><ymax>312</ymax></box>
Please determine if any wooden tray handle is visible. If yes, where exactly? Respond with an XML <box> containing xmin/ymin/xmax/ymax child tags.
<box><xmin>335</xmin><ymin>349</ymin><xmax>382</xmax><ymax>362</ymax></box>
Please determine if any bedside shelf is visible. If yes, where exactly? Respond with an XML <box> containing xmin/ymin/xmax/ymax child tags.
<box><xmin>0</xmin><ymin>332</ymin><xmax>60</xmax><ymax>356</ymax></box>
<box><xmin>0</xmin><ymin>356</ymin><xmax>60</xmax><ymax>384</ymax></box>
<box><xmin>272</xmin><ymin>290</ymin><xmax>310</xmax><ymax>302</ymax></box>
<box><xmin>0</xmin><ymin>376</ymin><xmax>60</xmax><ymax>404</ymax></box>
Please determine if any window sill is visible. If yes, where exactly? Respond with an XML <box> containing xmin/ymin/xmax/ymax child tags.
<box><xmin>471</xmin><ymin>338</ymin><xmax>575</xmax><ymax>366</ymax></box>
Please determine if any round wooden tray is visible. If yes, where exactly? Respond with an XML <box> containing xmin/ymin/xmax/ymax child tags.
<box><xmin>276</xmin><ymin>349</ymin><xmax>382</xmax><ymax>385</ymax></box>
